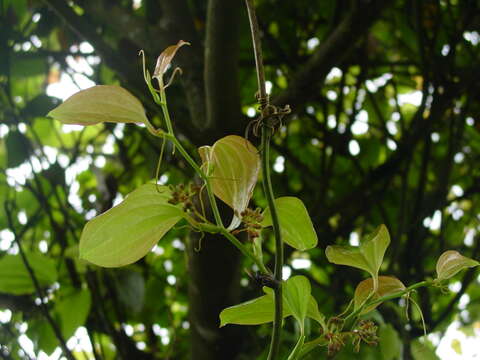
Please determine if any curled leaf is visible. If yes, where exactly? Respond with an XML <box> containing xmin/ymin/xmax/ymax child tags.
<box><xmin>354</xmin><ymin>276</ymin><xmax>406</xmax><ymax>315</ymax></box>
<box><xmin>153</xmin><ymin>40</ymin><xmax>190</xmax><ymax>81</ymax></box>
<box><xmin>436</xmin><ymin>250</ymin><xmax>479</xmax><ymax>281</ymax></box>
<box><xmin>198</xmin><ymin>135</ymin><xmax>260</xmax><ymax>229</ymax></box>
<box><xmin>47</xmin><ymin>85</ymin><xmax>148</xmax><ymax>126</ymax></box>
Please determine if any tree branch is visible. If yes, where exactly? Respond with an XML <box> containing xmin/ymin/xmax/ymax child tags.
<box><xmin>272</xmin><ymin>0</ymin><xmax>394</xmax><ymax>110</ymax></box>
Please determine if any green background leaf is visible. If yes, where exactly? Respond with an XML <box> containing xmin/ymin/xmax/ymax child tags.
<box><xmin>0</xmin><ymin>253</ymin><xmax>57</xmax><ymax>295</ymax></box>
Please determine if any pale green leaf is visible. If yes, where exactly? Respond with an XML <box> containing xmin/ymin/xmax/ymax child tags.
<box><xmin>198</xmin><ymin>135</ymin><xmax>260</xmax><ymax>229</ymax></box>
<box><xmin>436</xmin><ymin>250</ymin><xmax>479</xmax><ymax>280</ymax></box>
<box><xmin>325</xmin><ymin>224</ymin><xmax>390</xmax><ymax>290</ymax></box>
<box><xmin>354</xmin><ymin>276</ymin><xmax>406</xmax><ymax>315</ymax></box>
<box><xmin>262</xmin><ymin>197</ymin><xmax>318</xmax><ymax>250</ymax></box>
<box><xmin>0</xmin><ymin>253</ymin><xmax>57</xmax><ymax>295</ymax></box>
<box><xmin>219</xmin><ymin>292</ymin><xmax>287</xmax><ymax>327</ymax></box>
<box><xmin>79</xmin><ymin>184</ymin><xmax>184</xmax><ymax>267</ymax></box>
<box><xmin>47</xmin><ymin>85</ymin><xmax>148</xmax><ymax>126</ymax></box>
<box><xmin>220</xmin><ymin>276</ymin><xmax>322</xmax><ymax>327</ymax></box>
<box><xmin>283</xmin><ymin>275</ymin><xmax>311</xmax><ymax>332</ymax></box>
<box><xmin>307</xmin><ymin>296</ymin><xmax>326</xmax><ymax>328</ymax></box>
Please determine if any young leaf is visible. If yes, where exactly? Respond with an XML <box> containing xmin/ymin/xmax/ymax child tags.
<box><xmin>198</xmin><ymin>135</ymin><xmax>260</xmax><ymax>229</ymax></box>
<box><xmin>325</xmin><ymin>224</ymin><xmax>390</xmax><ymax>290</ymax></box>
<box><xmin>220</xmin><ymin>276</ymin><xmax>323</xmax><ymax>327</ymax></box>
<box><xmin>283</xmin><ymin>275</ymin><xmax>311</xmax><ymax>333</ymax></box>
<box><xmin>354</xmin><ymin>276</ymin><xmax>406</xmax><ymax>314</ymax></box>
<box><xmin>0</xmin><ymin>253</ymin><xmax>57</xmax><ymax>295</ymax></box>
<box><xmin>262</xmin><ymin>197</ymin><xmax>318</xmax><ymax>250</ymax></box>
<box><xmin>79</xmin><ymin>184</ymin><xmax>184</xmax><ymax>267</ymax></box>
<box><xmin>47</xmin><ymin>85</ymin><xmax>148</xmax><ymax>126</ymax></box>
<box><xmin>153</xmin><ymin>40</ymin><xmax>190</xmax><ymax>80</ymax></box>
<box><xmin>219</xmin><ymin>292</ymin><xmax>288</xmax><ymax>327</ymax></box>
<box><xmin>436</xmin><ymin>250</ymin><xmax>479</xmax><ymax>281</ymax></box>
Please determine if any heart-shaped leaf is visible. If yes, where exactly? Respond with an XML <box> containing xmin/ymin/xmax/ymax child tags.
<box><xmin>0</xmin><ymin>253</ymin><xmax>58</xmax><ymax>295</ymax></box>
<box><xmin>220</xmin><ymin>276</ymin><xmax>323</xmax><ymax>327</ymax></box>
<box><xmin>199</xmin><ymin>135</ymin><xmax>260</xmax><ymax>229</ymax></box>
<box><xmin>326</xmin><ymin>225</ymin><xmax>390</xmax><ymax>290</ymax></box>
<box><xmin>79</xmin><ymin>184</ymin><xmax>184</xmax><ymax>267</ymax></box>
<box><xmin>354</xmin><ymin>275</ymin><xmax>406</xmax><ymax>314</ymax></box>
<box><xmin>47</xmin><ymin>85</ymin><xmax>148</xmax><ymax>126</ymax></box>
<box><xmin>262</xmin><ymin>197</ymin><xmax>318</xmax><ymax>250</ymax></box>
<box><xmin>436</xmin><ymin>250</ymin><xmax>479</xmax><ymax>281</ymax></box>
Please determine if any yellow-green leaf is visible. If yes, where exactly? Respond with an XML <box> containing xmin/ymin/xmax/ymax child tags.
<box><xmin>199</xmin><ymin>135</ymin><xmax>260</xmax><ymax>229</ymax></box>
<box><xmin>47</xmin><ymin>85</ymin><xmax>148</xmax><ymax>126</ymax></box>
<box><xmin>354</xmin><ymin>275</ymin><xmax>406</xmax><ymax>314</ymax></box>
<box><xmin>436</xmin><ymin>250</ymin><xmax>479</xmax><ymax>281</ymax></box>
<box><xmin>79</xmin><ymin>184</ymin><xmax>184</xmax><ymax>267</ymax></box>
<box><xmin>284</xmin><ymin>275</ymin><xmax>310</xmax><ymax>332</ymax></box>
<box><xmin>262</xmin><ymin>197</ymin><xmax>317</xmax><ymax>250</ymax></box>
<box><xmin>325</xmin><ymin>225</ymin><xmax>390</xmax><ymax>290</ymax></box>
<box><xmin>220</xmin><ymin>276</ymin><xmax>323</xmax><ymax>327</ymax></box>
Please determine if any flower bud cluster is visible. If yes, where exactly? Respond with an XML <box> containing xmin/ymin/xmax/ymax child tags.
<box><xmin>239</xmin><ymin>208</ymin><xmax>264</xmax><ymax>239</ymax></box>
<box><xmin>168</xmin><ymin>183</ymin><xmax>202</xmax><ymax>212</ymax></box>
<box><xmin>352</xmin><ymin>320</ymin><xmax>379</xmax><ymax>352</ymax></box>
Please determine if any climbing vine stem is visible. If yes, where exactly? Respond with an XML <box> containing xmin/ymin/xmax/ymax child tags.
<box><xmin>245</xmin><ymin>0</ymin><xmax>285</xmax><ymax>359</ymax></box>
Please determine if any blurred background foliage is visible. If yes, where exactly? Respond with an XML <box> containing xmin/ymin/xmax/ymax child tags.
<box><xmin>1</xmin><ymin>0</ymin><xmax>480</xmax><ymax>359</ymax></box>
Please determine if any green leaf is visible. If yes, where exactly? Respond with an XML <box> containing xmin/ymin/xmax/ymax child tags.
<box><xmin>5</xmin><ymin>130</ymin><xmax>31</xmax><ymax>168</ymax></box>
<box><xmin>79</xmin><ymin>184</ymin><xmax>184</xmax><ymax>267</ymax></box>
<box><xmin>307</xmin><ymin>295</ymin><xmax>326</xmax><ymax>328</ymax></box>
<box><xmin>354</xmin><ymin>275</ymin><xmax>406</xmax><ymax>314</ymax></box>
<box><xmin>114</xmin><ymin>269</ymin><xmax>145</xmax><ymax>314</ymax></box>
<box><xmin>55</xmin><ymin>289</ymin><xmax>91</xmax><ymax>339</ymax></box>
<box><xmin>219</xmin><ymin>291</ymin><xmax>286</xmax><ymax>327</ymax></box>
<box><xmin>0</xmin><ymin>253</ymin><xmax>57</xmax><ymax>295</ymax></box>
<box><xmin>379</xmin><ymin>324</ymin><xmax>402</xmax><ymax>360</ymax></box>
<box><xmin>262</xmin><ymin>197</ymin><xmax>318</xmax><ymax>250</ymax></box>
<box><xmin>325</xmin><ymin>225</ymin><xmax>390</xmax><ymax>290</ymax></box>
<box><xmin>283</xmin><ymin>275</ymin><xmax>311</xmax><ymax>332</ymax></box>
<box><xmin>435</xmin><ymin>250</ymin><xmax>479</xmax><ymax>281</ymax></box>
<box><xmin>219</xmin><ymin>276</ymin><xmax>322</xmax><ymax>328</ymax></box>
<box><xmin>47</xmin><ymin>85</ymin><xmax>148</xmax><ymax>126</ymax></box>
<box><xmin>199</xmin><ymin>135</ymin><xmax>260</xmax><ymax>229</ymax></box>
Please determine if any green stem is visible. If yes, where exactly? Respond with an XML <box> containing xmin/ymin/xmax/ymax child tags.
<box><xmin>149</xmin><ymin>78</ymin><xmax>224</xmax><ymax>228</ymax></box>
<box><xmin>245</xmin><ymin>0</ymin><xmax>284</xmax><ymax>358</ymax></box>
<box><xmin>262</xmin><ymin>127</ymin><xmax>284</xmax><ymax>360</ymax></box>
<box><xmin>219</xmin><ymin>228</ymin><xmax>270</xmax><ymax>274</ymax></box>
